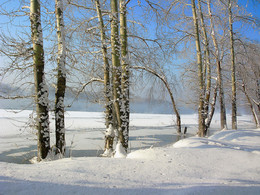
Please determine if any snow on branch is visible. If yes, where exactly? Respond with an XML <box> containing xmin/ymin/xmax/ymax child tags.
<box><xmin>0</xmin><ymin>95</ymin><xmax>34</xmax><ymax>99</ymax></box>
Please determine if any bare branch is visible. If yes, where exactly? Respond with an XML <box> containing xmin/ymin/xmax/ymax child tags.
<box><xmin>67</xmin><ymin>78</ymin><xmax>104</xmax><ymax>108</ymax></box>
<box><xmin>0</xmin><ymin>95</ymin><xmax>34</xmax><ymax>99</ymax></box>
<box><xmin>67</xmin><ymin>0</ymin><xmax>110</xmax><ymax>13</ymax></box>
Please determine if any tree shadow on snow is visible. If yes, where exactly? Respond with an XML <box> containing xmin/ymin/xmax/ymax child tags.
<box><xmin>0</xmin><ymin>146</ymin><xmax>104</xmax><ymax>164</ymax></box>
<box><xmin>1</xmin><ymin>176</ymin><xmax>260</xmax><ymax>195</ymax></box>
<box><xmin>66</xmin><ymin>149</ymin><xmax>103</xmax><ymax>158</ymax></box>
<box><xmin>128</xmin><ymin>133</ymin><xmax>193</xmax><ymax>151</ymax></box>
<box><xmin>0</xmin><ymin>145</ymin><xmax>37</xmax><ymax>164</ymax></box>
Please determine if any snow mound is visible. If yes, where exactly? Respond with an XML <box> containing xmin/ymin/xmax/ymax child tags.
<box><xmin>173</xmin><ymin>137</ymin><xmax>208</xmax><ymax>148</ymax></box>
<box><xmin>114</xmin><ymin>142</ymin><xmax>127</xmax><ymax>158</ymax></box>
<box><xmin>127</xmin><ymin>148</ymin><xmax>158</xmax><ymax>159</ymax></box>
<box><xmin>101</xmin><ymin>148</ymin><xmax>114</xmax><ymax>157</ymax></box>
<box><xmin>209</xmin><ymin>129</ymin><xmax>260</xmax><ymax>145</ymax></box>
<box><xmin>173</xmin><ymin>129</ymin><xmax>260</xmax><ymax>154</ymax></box>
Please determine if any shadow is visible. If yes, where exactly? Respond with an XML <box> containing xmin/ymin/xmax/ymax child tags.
<box><xmin>0</xmin><ymin>124</ymin><xmax>197</xmax><ymax>164</ymax></box>
<box><xmin>66</xmin><ymin>149</ymin><xmax>103</xmax><ymax>158</ymax></box>
<box><xmin>84</xmin><ymin>137</ymin><xmax>104</xmax><ymax>141</ymax></box>
<box><xmin>180</xmin><ymin>136</ymin><xmax>260</xmax><ymax>153</ymax></box>
<box><xmin>130</xmin><ymin>125</ymin><xmax>177</xmax><ymax>131</ymax></box>
<box><xmin>129</xmin><ymin>133</ymin><xmax>193</xmax><ymax>151</ymax></box>
<box><xmin>1</xmin><ymin>176</ymin><xmax>260</xmax><ymax>195</ymax></box>
<box><xmin>66</xmin><ymin>128</ymin><xmax>104</xmax><ymax>133</ymax></box>
<box><xmin>211</xmin><ymin>129</ymin><xmax>260</xmax><ymax>141</ymax></box>
<box><xmin>0</xmin><ymin>147</ymin><xmax>104</xmax><ymax>164</ymax></box>
<box><xmin>0</xmin><ymin>145</ymin><xmax>37</xmax><ymax>164</ymax></box>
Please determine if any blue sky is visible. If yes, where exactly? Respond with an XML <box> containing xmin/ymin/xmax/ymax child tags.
<box><xmin>237</xmin><ymin>0</ymin><xmax>260</xmax><ymax>41</ymax></box>
<box><xmin>0</xmin><ymin>0</ymin><xmax>259</xmax><ymax>40</ymax></box>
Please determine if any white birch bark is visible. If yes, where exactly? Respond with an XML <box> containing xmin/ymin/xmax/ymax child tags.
<box><xmin>191</xmin><ymin>0</ymin><xmax>206</xmax><ymax>136</ymax></box>
<box><xmin>55</xmin><ymin>0</ymin><xmax>66</xmax><ymax>156</ymax></box>
<box><xmin>228</xmin><ymin>0</ymin><xmax>237</xmax><ymax>129</ymax></box>
<box><xmin>207</xmin><ymin>0</ymin><xmax>227</xmax><ymax>130</ymax></box>
<box><xmin>120</xmin><ymin>0</ymin><xmax>130</xmax><ymax>150</ymax></box>
<box><xmin>110</xmin><ymin>0</ymin><xmax>126</xmax><ymax>150</ymax></box>
<box><xmin>30</xmin><ymin>0</ymin><xmax>50</xmax><ymax>161</ymax></box>
<box><xmin>95</xmin><ymin>0</ymin><xmax>115</xmax><ymax>155</ymax></box>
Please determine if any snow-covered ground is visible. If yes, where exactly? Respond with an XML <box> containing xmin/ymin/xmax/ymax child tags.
<box><xmin>0</xmin><ymin>109</ymin><xmax>259</xmax><ymax>194</ymax></box>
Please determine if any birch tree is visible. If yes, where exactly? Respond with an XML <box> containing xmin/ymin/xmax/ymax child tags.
<box><xmin>55</xmin><ymin>0</ymin><xmax>66</xmax><ymax>156</ymax></box>
<box><xmin>110</xmin><ymin>0</ymin><xmax>126</xmax><ymax>150</ymax></box>
<box><xmin>95</xmin><ymin>0</ymin><xmax>114</xmax><ymax>156</ymax></box>
<box><xmin>236</xmin><ymin>41</ymin><xmax>260</xmax><ymax>128</ymax></box>
<box><xmin>191</xmin><ymin>0</ymin><xmax>205</xmax><ymax>136</ymax></box>
<box><xmin>227</xmin><ymin>0</ymin><xmax>237</xmax><ymax>129</ymax></box>
<box><xmin>241</xmin><ymin>80</ymin><xmax>259</xmax><ymax>127</ymax></box>
<box><xmin>197</xmin><ymin>0</ymin><xmax>212</xmax><ymax>134</ymax></box>
<box><xmin>30</xmin><ymin>0</ymin><xmax>50</xmax><ymax>161</ymax></box>
<box><xmin>119</xmin><ymin>0</ymin><xmax>130</xmax><ymax>150</ymax></box>
<box><xmin>207</xmin><ymin>0</ymin><xmax>227</xmax><ymax>130</ymax></box>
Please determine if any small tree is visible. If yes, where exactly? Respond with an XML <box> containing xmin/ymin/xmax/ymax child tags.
<box><xmin>236</xmin><ymin>41</ymin><xmax>260</xmax><ymax>128</ymax></box>
<box><xmin>132</xmin><ymin>65</ymin><xmax>181</xmax><ymax>133</ymax></box>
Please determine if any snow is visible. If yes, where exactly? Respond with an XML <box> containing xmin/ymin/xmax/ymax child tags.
<box><xmin>0</xmin><ymin>109</ymin><xmax>260</xmax><ymax>194</ymax></box>
<box><xmin>114</xmin><ymin>142</ymin><xmax>127</xmax><ymax>158</ymax></box>
<box><xmin>105</xmin><ymin>124</ymin><xmax>115</xmax><ymax>137</ymax></box>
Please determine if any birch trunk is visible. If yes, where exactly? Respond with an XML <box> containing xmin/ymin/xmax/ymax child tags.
<box><xmin>228</xmin><ymin>0</ymin><xmax>237</xmax><ymax>129</ymax></box>
<box><xmin>257</xmin><ymin>79</ymin><xmax>260</xmax><ymax>113</ymax></box>
<box><xmin>120</xmin><ymin>0</ymin><xmax>130</xmax><ymax>150</ymax></box>
<box><xmin>198</xmin><ymin>0</ymin><xmax>211</xmax><ymax>122</ymax></box>
<box><xmin>95</xmin><ymin>0</ymin><xmax>114</xmax><ymax>154</ymax></box>
<box><xmin>55</xmin><ymin>0</ymin><xmax>66</xmax><ymax>156</ymax></box>
<box><xmin>191</xmin><ymin>0</ymin><xmax>205</xmax><ymax>137</ymax></box>
<box><xmin>110</xmin><ymin>0</ymin><xmax>126</xmax><ymax>149</ymax></box>
<box><xmin>207</xmin><ymin>0</ymin><xmax>227</xmax><ymax>130</ymax></box>
<box><xmin>205</xmin><ymin>82</ymin><xmax>218</xmax><ymax>135</ymax></box>
<box><xmin>30</xmin><ymin>0</ymin><xmax>50</xmax><ymax>161</ymax></box>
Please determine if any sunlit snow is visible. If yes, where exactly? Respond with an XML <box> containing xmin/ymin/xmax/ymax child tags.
<box><xmin>0</xmin><ymin>109</ymin><xmax>259</xmax><ymax>194</ymax></box>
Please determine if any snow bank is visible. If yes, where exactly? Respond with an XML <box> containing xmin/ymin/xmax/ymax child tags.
<box><xmin>173</xmin><ymin>137</ymin><xmax>207</xmax><ymax>148</ymax></box>
<box><xmin>127</xmin><ymin>147</ymin><xmax>159</xmax><ymax>159</ymax></box>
